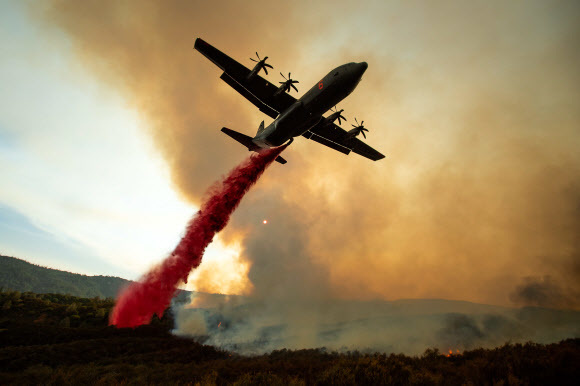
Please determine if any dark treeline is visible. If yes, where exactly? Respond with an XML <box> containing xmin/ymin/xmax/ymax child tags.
<box><xmin>1</xmin><ymin>290</ymin><xmax>578</xmax><ymax>385</ymax></box>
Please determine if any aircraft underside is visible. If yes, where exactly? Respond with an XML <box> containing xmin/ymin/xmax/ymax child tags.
<box><xmin>194</xmin><ymin>38</ymin><xmax>385</xmax><ymax>163</ymax></box>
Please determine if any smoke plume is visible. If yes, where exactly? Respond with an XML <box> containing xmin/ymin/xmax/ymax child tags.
<box><xmin>31</xmin><ymin>0</ymin><xmax>580</xmax><ymax>352</ymax></box>
<box><xmin>510</xmin><ymin>275</ymin><xmax>580</xmax><ymax>309</ymax></box>
<box><xmin>33</xmin><ymin>0</ymin><xmax>580</xmax><ymax>309</ymax></box>
<box><xmin>174</xmin><ymin>296</ymin><xmax>580</xmax><ymax>355</ymax></box>
<box><xmin>110</xmin><ymin>146</ymin><xmax>286</xmax><ymax>327</ymax></box>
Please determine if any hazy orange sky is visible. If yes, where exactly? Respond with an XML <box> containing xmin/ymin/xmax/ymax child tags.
<box><xmin>2</xmin><ymin>0</ymin><xmax>579</xmax><ymax>309</ymax></box>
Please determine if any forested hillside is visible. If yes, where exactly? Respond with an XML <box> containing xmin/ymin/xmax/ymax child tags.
<box><xmin>0</xmin><ymin>255</ymin><xmax>130</xmax><ymax>298</ymax></box>
<box><xmin>0</xmin><ymin>289</ymin><xmax>578</xmax><ymax>385</ymax></box>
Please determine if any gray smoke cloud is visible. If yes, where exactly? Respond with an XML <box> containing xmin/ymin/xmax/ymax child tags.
<box><xmin>510</xmin><ymin>275</ymin><xmax>580</xmax><ymax>309</ymax></box>
<box><xmin>173</xmin><ymin>295</ymin><xmax>580</xmax><ymax>355</ymax></box>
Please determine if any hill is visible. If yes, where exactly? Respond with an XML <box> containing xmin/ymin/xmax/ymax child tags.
<box><xmin>0</xmin><ymin>255</ymin><xmax>130</xmax><ymax>298</ymax></box>
<box><xmin>1</xmin><ymin>290</ymin><xmax>579</xmax><ymax>384</ymax></box>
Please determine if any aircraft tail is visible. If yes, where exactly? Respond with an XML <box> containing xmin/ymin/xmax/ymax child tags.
<box><xmin>256</xmin><ymin>120</ymin><xmax>265</xmax><ymax>135</ymax></box>
<box><xmin>221</xmin><ymin>127</ymin><xmax>287</xmax><ymax>164</ymax></box>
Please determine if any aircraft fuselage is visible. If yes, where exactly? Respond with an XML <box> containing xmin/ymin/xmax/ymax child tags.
<box><xmin>253</xmin><ymin>62</ymin><xmax>368</xmax><ymax>147</ymax></box>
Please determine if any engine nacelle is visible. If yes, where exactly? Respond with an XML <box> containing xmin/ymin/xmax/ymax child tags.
<box><xmin>323</xmin><ymin>108</ymin><xmax>346</xmax><ymax>127</ymax></box>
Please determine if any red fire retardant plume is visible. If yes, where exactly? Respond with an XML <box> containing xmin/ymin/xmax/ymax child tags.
<box><xmin>110</xmin><ymin>145</ymin><xmax>287</xmax><ymax>328</ymax></box>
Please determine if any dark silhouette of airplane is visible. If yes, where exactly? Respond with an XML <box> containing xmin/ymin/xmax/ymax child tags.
<box><xmin>194</xmin><ymin>38</ymin><xmax>385</xmax><ymax>164</ymax></box>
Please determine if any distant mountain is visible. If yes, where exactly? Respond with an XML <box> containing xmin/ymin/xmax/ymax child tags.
<box><xmin>0</xmin><ymin>255</ymin><xmax>131</xmax><ymax>298</ymax></box>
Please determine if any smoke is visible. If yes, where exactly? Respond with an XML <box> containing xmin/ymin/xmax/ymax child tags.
<box><xmin>174</xmin><ymin>186</ymin><xmax>579</xmax><ymax>354</ymax></box>
<box><xmin>30</xmin><ymin>0</ymin><xmax>580</xmax><ymax>351</ymax></box>
<box><xmin>110</xmin><ymin>146</ymin><xmax>286</xmax><ymax>327</ymax></box>
<box><xmin>174</xmin><ymin>296</ymin><xmax>580</xmax><ymax>355</ymax></box>
<box><xmin>32</xmin><ymin>0</ymin><xmax>580</xmax><ymax>309</ymax></box>
<box><xmin>510</xmin><ymin>275</ymin><xmax>580</xmax><ymax>309</ymax></box>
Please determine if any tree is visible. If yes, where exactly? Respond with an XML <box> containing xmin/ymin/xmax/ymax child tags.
<box><xmin>66</xmin><ymin>303</ymin><xmax>78</xmax><ymax>314</ymax></box>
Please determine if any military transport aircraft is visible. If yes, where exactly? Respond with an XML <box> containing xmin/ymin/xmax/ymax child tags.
<box><xmin>194</xmin><ymin>38</ymin><xmax>385</xmax><ymax>164</ymax></box>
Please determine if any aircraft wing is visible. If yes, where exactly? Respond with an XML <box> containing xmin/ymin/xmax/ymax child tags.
<box><xmin>194</xmin><ymin>38</ymin><xmax>296</xmax><ymax>119</ymax></box>
<box><xmin>303</xmin><ymin>122</ymin><xmax>386</xmax><ymax>161</ymax></box>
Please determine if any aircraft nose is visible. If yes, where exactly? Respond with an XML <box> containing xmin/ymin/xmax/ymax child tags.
<box><xmin>358</xmin><ymin>62</ymin><xmax>368</xmax><ymax>75</ymax></box>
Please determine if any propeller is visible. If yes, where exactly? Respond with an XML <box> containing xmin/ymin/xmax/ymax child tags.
<box><xmin>350</xmin><ymin>117</ymin><xmax>369</xmax><ymax>139</ymax></box>
<box><xmin>250</xmin><ymin>52</ymin><xmax>273</xmax><ymax>75</ymax></box>
<box><xmin>279</xmin><ymin>72</ymin><xmax>299</xmax><ymax>93</ymax></box>
<box><xmin>329</xmin><ymin>106</ymin><xmax>347</xmax><ymax>125</ymax></box>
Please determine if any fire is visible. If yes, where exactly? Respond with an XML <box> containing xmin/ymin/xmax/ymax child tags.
<box><xmin>445</xmin><ymin>349</ymin><xmax>462</xmax><ymax>357</ymax></box>
<box><xmin>218</xmin><ymin>322</ymin><xmax>222</xmax><ymax>327</ymax></box>
<box><xmin>263</xmin><ymin>219</ymin><xmax>268</xmax><ymax>224</ymax></box>
<box><xmin>108</xmin><ymin>145</ymin><xmax>287</xmax><ymax>328</ymax></box>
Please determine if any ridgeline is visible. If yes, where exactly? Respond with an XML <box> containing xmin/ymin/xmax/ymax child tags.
<box><xmin>0</xmin><ymin>255</ymin><xmax>130</xmax><ymax>299</ymax></box>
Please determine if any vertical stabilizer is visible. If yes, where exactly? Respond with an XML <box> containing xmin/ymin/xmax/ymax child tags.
<box><xmin>257</xmin><ymin>121</ymin><xmax>265</xmax><ymax>135</ymax></box>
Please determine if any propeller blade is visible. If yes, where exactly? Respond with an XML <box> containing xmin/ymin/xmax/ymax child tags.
<box><xmin>331</xmin><ymin>108</ymin><xmax>345</xmax><ymax>125</ymax></box>
<box><xmin>362</xmin><ymin>131</ymin><xmax>367</xmax><ymax>139</ymax></box>
<box><xmin>264</xmin><ymin>63</ymin><xmax>273</xmax><ymax>69</ymax></box>
<box><xmin>250</xmin><ymin>58</ymin><xmax>258</xmax><ymax>62</ymax></box>
<box><xmin>263</xmin><ymin>67</ymin><xmax>269</xmax><ymax>75</ymax></box>
<box><xmin>291</xmin><ymin>83</ymin><xmax>298</xmax><ymax>93</ymax></box>
<box><xmin>280</xmin><ymin>72</ymin><xmax>285</xmax><ymax>79</ymax></box>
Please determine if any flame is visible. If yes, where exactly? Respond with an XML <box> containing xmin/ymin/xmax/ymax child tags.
<box><xmin>108</xmin><ymin>145</ymin><xmax>287</xmax><ymax>328</ymax></box>
<box><xmin>445</xmin><ymin>349</ymin><xmax>462</xmax><ymax>357</ymax></box>
<box><xmin>263</xmin><ymin>220</ymin><xmax>268</xmax><ymax>224</ymax></box>
<box><xmin>218</xmin><ymin>322</ymin><xmax>222</xmax><ymax>327</ymax></box>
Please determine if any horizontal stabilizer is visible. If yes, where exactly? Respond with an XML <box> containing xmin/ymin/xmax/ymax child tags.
<box><xmin>222</xmin><ymin>127</ymin><xmax>288</xmax><ymax>165</ymax></box>
<box><xmin>221</xmin><ymin>127</ymin><xmax>260</xmax><ymax>151</ymax></box>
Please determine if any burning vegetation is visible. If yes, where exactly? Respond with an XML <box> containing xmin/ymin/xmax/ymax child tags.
<box><xmin>445</xmin><ymin>349</ymin><xmax>462</xmax><ymax>357</ymax></box>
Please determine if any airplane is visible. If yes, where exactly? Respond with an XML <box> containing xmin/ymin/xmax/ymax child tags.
<box><xmin>194</xmin><ymin>38</ymin><xmax>385</xmax><ymax>164</ymax></box>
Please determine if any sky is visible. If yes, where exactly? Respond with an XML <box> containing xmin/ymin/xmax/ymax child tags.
<box><xmin>1</xmin><ymin>0</ymin><xmax>579</xmax><ymax>310</ymax></box>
